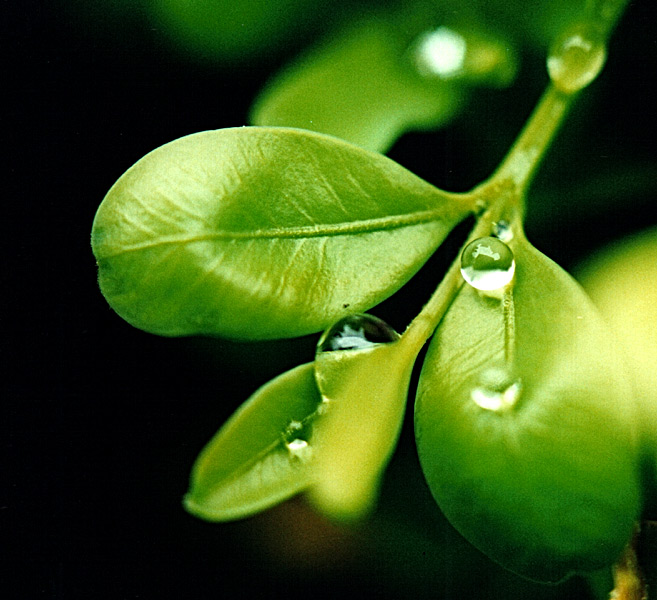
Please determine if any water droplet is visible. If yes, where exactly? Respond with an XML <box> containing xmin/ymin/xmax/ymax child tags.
<box><xmin>317</xmin><ymin>314</ymin><xmax>400</xmax><ymax>353</ymax></box>
<box><xmin>414</xmin><ymin>27</ymin><xmax>467</xmax><ymax>79</ymax></box>
<box><xmin>493</xmin><ymin>220</ymin><xmax>513</xmax><ymax>242</ymax></box>
<box><xmin>471</xmin><ymin>366</ymin><xmax>521</xmax><ymax>412</ymax></box>
<box><xmin>547</xmin><ymin>24</ymin><xmax>606</xmax><ymax>94</ymax></box>
<box><xmin>286</xmin><ymin>438</ymin><xmax>312</xmax><ymax>461</ymax></box>
<box><xmin>460</xmin><ymin>237</ymin><xmax>515</xmax><ymax>294</ymax></box>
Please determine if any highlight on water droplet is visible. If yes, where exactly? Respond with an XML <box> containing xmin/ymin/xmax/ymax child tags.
<box><xmin>471</xmin><ymin>366</ymin><xmax>521</xmax><ymax>412</ymax></box>
<box><xmin>413</xmin><ymin>26</ymin><xmax>467</xmax><ymax>79</ymax></box>
<box><xmin>285</xmin><ymin>438</ymin><xmax>313</xmax><ymax>461</ymax></box>
<box><xmin>493</xmin><ymin>220</ymin><xmax>513</xmax><ymax>242</ymax></box>
<box><xmin>460</xmin><ymin>237</ymin><xmax>515</xmax><ymax>295</ymax></box>
<box><xmin>317</xmin><ymin>314</ymin><xmax>400</xmax><ymax>353</ymax></box>
<box><xmin>547</xmin><ymin>23</ymin><xmax>607</xmax><ymax>94</ymax></box>
<box><xmin>412</xmin><ymin>25</ymin><xmax>517</xmax><ymax>87</ymax></box>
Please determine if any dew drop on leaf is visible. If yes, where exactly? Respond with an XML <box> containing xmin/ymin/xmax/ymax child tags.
<box><xmin>547</xmin><ymin>23</ymin><xmax>606</xmax><ymax>94</ymax></box>
<box><xmin>316</xmin><ymin>314</ymin><xmax>400</xmax><ymax>353</ymax></box>
<box><xmin>470</xmin><ymin>365</ymin><xmax>521</xmax><ymax>412</ymax></box>
<box><xmin>460</xmin><ymin>236</ymin><xmax>515</xmax><ymax>294</ymax></box>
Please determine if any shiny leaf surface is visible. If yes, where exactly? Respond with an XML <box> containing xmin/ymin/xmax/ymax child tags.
<box><xmin>415</xmin><ymin>231</ymin><xmax>641</xmax><ymax>582</ymax></box>
<box><xmin>184</xmin><ymin>363</ymin><xmax>321</xmax><ymax>521</ymax></box>
<box><xmin>92</xmin><ymin>127</ymin><xmax>470</xmax><ymax>339</ymax></box>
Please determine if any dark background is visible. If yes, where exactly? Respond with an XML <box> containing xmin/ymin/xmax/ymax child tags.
<box><xmin>4</xmin><ymin>1</ymin><xmax>657</xmax><ymax>598</ymax></box>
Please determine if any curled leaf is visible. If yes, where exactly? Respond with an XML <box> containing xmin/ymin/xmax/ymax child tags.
<box><xmin>184</xmin><ymin>363</ymin><xmax>321</xmax><ymax>521</ymax></box>
<box><xmin>92</xmin><ymin>127</ymin><xmax>470</xmax><ymax>339</ymax></box>
<box><xmin>415</xmin><ymin>231</ymin><xmax>641</xmax><ymax>582</ymax></box>
<box><xmin>309</xmin><ymin>315</ymin><xmax>417</xmax><ymax>520</ymax></box>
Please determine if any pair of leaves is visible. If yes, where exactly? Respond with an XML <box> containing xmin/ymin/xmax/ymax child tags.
<box><xmin>185</xmin><ymin>332</ymin><xmax>417</xmax><ymax>522</ymax></box>
<box><xmin>415</xmin><ymin>228</ymin><xmax>642</xmax><ymax>582</ymax></box>
<box><xmin>92</xmin><ymin>127</ymin><xmax>471</xmax><ymax>340</ymax></box>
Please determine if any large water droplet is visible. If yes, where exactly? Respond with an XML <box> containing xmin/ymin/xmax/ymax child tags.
<box><xmin>471</xmin><ymin>366</ymin><xmax>521</xmax><ymax>412</ymax></box>
<box><xmin>317</xmin><ymin>314</ymin><xmax>400</xmax><ymax>353</ymax></box>
<box><xmin>460</xmin><ymin>237</ymin><xmax>515</xmax><ymax>294</ymax></box>
<box><xmin>547</xmin><ymin>24</ymin><xmax>606</xmax><ymax>94</ymax></box>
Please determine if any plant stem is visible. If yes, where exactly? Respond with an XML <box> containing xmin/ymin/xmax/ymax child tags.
<box><xmin>484</xmin><ymin>84</ymin><xmax>573</xmax><ymax>203</ymax></box>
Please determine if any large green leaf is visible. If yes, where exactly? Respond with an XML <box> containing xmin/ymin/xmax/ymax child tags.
<box><xmin>250</xmin><ymin>17</ymin><xmax>464</xmax><ymax>152</ymax></box>
<box><xmin>92</xmin><ymin>127</ymin><xmax>471</xmax><ymax>339</ymax></box>
<box><xmin>415</xmin><ymin>230</ymin><xmax>641</xmax><ymax>582</ymax></box>
<box><xmin>184</xmin><ymin>363</ymin><xmax>321</xmax><ymax>521</ymax></box>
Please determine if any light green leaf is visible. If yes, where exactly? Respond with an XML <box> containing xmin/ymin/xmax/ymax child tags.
<box><xmin>184</xmin><ymin>363</ymin><xmax>321</xmax><ymax>521</ymax></box>
<box><xmin>576</xmin><ymin>227</ymin><xmax>657</xmax><ymax>518</ymax></box>
<box><xmin>92</xmin><ymin>127</ymin><xmax>471</xmax><ymax>340</ymax></box>
<box><xmin>309</xmin><ymin>320</ymin><xmax>417</xmax><ymax>520</ymax></box>
<box><xmin>415</xmin><ymin>230</ymin><xmax>641</xmax><ymax>582</ymax></box>
<box><xmin>250</xmin><ymin>17</ymin><xmax>464</xmax><ymax>153</ymax></box>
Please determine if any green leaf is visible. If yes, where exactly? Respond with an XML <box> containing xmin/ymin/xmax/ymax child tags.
<box><xmin>414</xmin><ymin>231</ymin><xmax>641</xmax><ymax>582</ymax></box>
<box><xmin>250</xmin><ymin>17</ymin><xmax>464</xmax><ymax>153</ymax></box>
<box><xmin>576</xmin><ymin>227</ymin><xmax>657</xmax><ymax>518</ymax></box>
<box><xmin>184</xmin><ymin>363</ymin><xmax>322</xmax><ymax>521</ymax></box>
<box><xmin>150</xmin><ymin>0</ymin><xmax>321</xmax><ymax>63</ymax></box>
<box><xmin>309</xmin><ymin>324</ymin><xmax>417</xmax><ymax>520</ymax></box>
<box><xmin>92</xmin><ymin>127</ymin><xmax>471</xmax><ymax>340</ymax></box>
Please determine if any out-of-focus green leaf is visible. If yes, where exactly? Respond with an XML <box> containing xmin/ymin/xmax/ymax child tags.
<box><xmin>251</xmin><ymin>9</ymin><xmax>519</xmax><ymax>153</ymax></box>
<box><xmin>184</xmin><ymin>363</ymin><xmax>321</xmax><ymax>521</ymax></box>
<box><xmin>250</xmin><ymin>17</ymin><xmax>464</xmax><ymax>153</ymax></box>
<box><xmin>415</xmin><ymin>229</ymin><xmax>641</xmax><ymax>583</ymax></box>
<box><xmin>149</xmin><ymin>0</ymin><xmax>321</xmax><ymax>63</ymax></box>
<box><xmin>576</xmin><ymin>227</ymin><xmax>657</xmax><ymax>517</ymax></box>
<box><xmin>92</xmin><ymin>127</ymin><xmax>472</xmax><ymax>340</ymax></box>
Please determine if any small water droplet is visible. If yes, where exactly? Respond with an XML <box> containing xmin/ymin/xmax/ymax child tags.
<box><xmin>286</xmin><ymin>438</ymin><xmax>312</xmax><ymax>461</ymax></box>
<box><xmin>493</xmin><ymin>220</ymin><xmax>513</xmax><ymax>242</ymax></box>
<box><xmin>460</xmin><ymin>237</ymin><xmax>515</xmax><ymax>294</ymax></box>
<box><xmin>471</xmin><ymin>366</ymin><xmax>521</xmax><ymax>412</ymax></box>
<box><xmin>547</xmin><ymin>23</ymin><xmax>606</xmax><ymax>94</ymax></box>
<box><xmin>317</xmin><ymin>314</ymin><xmax>400</xmax><ymax>353</ymax></box>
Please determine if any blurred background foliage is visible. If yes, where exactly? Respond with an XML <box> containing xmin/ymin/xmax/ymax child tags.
<box><xmin>6</xmin><ymin>0</ymin><xmax>656</xmax><ymax>598</ymax></box>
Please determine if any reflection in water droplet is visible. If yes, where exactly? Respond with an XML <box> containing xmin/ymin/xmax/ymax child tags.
<box><xmin>460</xmin><ymin>237</ymin><xmax>515</xmax><ymax>295</ymax></box>
<box><xmin>317</xmin><ymin>314</ymin><xmax>400</xmax><ymax>353</ymax></box>
<box><xmin>547</xmin><ymin>24</ymin><xmax>606</xmax><ymax>94</ymax></box>
<box><xmin>493</xmin><ymin>220</ymin><xmax>513</xmax><ymax>242</ymax></box>
<box><xmin>414</xmin><ymin>27</ymin><xmax>467</xmax><ymax>79</ymax></box>
<box><xmin>471</xmin><ymin>366</ymin><xmax>521</xmax><ymax>412</ymax></box>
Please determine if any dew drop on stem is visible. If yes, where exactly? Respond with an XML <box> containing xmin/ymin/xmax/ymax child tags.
<box><xmin>317</xmin><ymin>314</ymin><xmax>400</xmax><ymax>353</ymax></box>
<box><xmin>460</xmin><ymin>237</ymin><xmax>515</xmax><ymax>296</ymax></box>
<box><xmin>547</xmin><ymin>23</ymin><xmax>607</xmax><ymax>94</ymax></box>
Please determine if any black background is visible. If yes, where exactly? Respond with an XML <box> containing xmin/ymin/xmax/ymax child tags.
<box><xmin>5</xmin><ymin>1</ymin><xmax>657</xmax><ymax>598</ymax></box>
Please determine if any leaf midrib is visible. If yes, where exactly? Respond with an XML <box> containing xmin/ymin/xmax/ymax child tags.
<box><xmin>98</xmin><ymin>207</ymin><xmax>458</xmax><ymax>258</ymax></box>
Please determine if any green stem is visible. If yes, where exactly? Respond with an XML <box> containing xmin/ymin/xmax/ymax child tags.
<box><xmin>483</xmin><ymin>84</ymin><xmax>573</xmax><ymax>202</ymax></box>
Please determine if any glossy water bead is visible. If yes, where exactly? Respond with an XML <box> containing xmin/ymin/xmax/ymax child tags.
<box><xmin>460</xmin><ymin>237</ymin><xmax>515</xmax><ymax>293</ymax></box>
<box><xmin>317</xmin><ymin>314</ymin><xmax>400</xmax><ymax>353</ymax></box>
